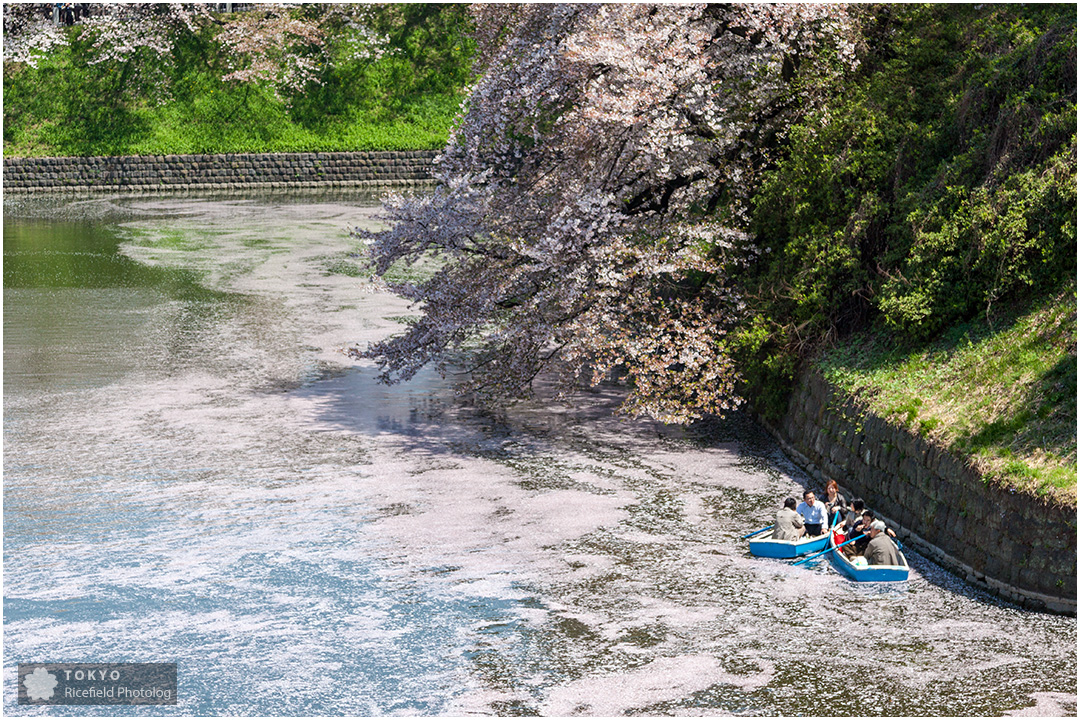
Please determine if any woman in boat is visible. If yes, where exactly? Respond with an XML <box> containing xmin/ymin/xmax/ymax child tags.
<box><xmin>843</xmin><ymin>498</ymin><xmax>865</xmax><ymax>534</ymax></box>
<box><xmin>842</xmin><ymin>508</ymin><xmax>875</xmax><ymax>556</ymax></box>
<box><xmin>823</xmin><ymin>480</ymin><xmax>848</xmax><ymax>527</ymax></box>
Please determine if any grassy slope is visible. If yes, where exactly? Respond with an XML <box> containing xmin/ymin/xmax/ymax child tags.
<box><xmin>3</xmin><ymin>6</ymin><xmax>471</xmax><ymax>157</ymax></box>
<box><xmin>816</xmin><ymin>285</ymin><xmax>1076</xmax><ymax>505</ymax></box>
<box><xmin>2</xmin><ymin>61</ymin><xmax>462</xmax><ymax>156</ymax></box>
<box><xmin>3</xmin><ymin>111</ymin><xmax>458</xmax><ymax>157</ymax></box>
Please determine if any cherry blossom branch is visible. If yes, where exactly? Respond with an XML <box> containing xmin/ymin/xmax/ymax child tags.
<box><xmin>357</xmin><ymin>3</ymin><xmax>860</xmax><ymax>424</ymax></box>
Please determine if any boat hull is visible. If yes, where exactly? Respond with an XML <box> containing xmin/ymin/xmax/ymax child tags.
<box><xmin>748</xmin><ymin>529</ymin><xmax>830</xmax><ymax>558</ymax></box>
<box><xmin>829</xmin><ymin>534</ymin><xmax>910</xmax><ymax>582</ymax></box>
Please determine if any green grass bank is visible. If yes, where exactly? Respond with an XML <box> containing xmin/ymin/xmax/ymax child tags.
<box><xmin>3</xmin><ymin>5</ymin><xmax>472</xmax><ymax>157</ymax></box>
<box><xmin>816</xmin><ymin>286</ymin><xmax>1076</xmax><ymax>505</ymax></box>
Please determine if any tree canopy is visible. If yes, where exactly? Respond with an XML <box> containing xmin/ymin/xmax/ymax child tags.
<box><xmin>3</xmin><ymin>3</ymin><xmax>475</xmax><ymax>155</ymax></box>
<box><xmin>356</xmin><ymin>4</ymin><xmax>859</xmax><ymax>424</ymax></box>
<box><xmin>739</xmin><ymin>3</ymin><xmax>1076</xmax><ymax>416</ymax></box>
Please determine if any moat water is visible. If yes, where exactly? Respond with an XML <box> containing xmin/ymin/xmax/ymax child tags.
<box><xmin>4</xmin><ymin>192</ymin><xmax>1076</xmax><ymax>716</ymax></box>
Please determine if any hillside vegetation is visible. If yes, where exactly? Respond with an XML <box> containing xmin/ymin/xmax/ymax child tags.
<box><xmin>819</xmin><ymin>287</ymin><xmax>1075</xmax><ymax>503</ymax></box>
<box><xmin>735</xmin><ymin>4</ymin><xmax>1076</xmax><ymax>501</ymax></box>
<box><xmin>3</xmin><ymin>5</ymin><xmax>473</xmax><ymax>156</ymax></box>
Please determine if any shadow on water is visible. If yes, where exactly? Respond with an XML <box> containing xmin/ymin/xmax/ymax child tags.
<box><xmin>291</xmin><ymin>364</ymin><xmax>473</xmax><ymax>440</ymax></box>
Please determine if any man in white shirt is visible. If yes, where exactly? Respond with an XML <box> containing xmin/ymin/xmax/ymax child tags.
<box><xmin>796</xmin><ymin>489</ymin><xmax>829</xmax><ymax>536</ymax></box>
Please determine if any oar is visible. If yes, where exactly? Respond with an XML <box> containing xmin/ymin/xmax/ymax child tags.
<box><xmin>793</xmin><ymin>534</ymin><xmax>861</xmax><ymax>566</ymax></box>
<box><xmin>741</xmin><ymin>525</ymin><xmax>773</xmax><ymax>539</ymax></box>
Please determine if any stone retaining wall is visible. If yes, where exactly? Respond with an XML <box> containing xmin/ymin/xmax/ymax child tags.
<box><xmin>765</xmin><ymin>368</ymin><xmax>1076</xmax><ymax>615</ymax></box>
<box><xmin>3</xmin><ymin>151</ymin><xmax>437</xmax><ymax>192</ymax></box>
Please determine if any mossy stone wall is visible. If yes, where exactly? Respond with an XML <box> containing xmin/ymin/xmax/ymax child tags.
<box><xmin>766</xmin><ymin>368</ymin><xmax>1076</xmax><ymax>615</ymax></box>
<box><xmin>3</xmin><ymin>151</ymin><xmax>437</xmax><ymax>192</ymax></box>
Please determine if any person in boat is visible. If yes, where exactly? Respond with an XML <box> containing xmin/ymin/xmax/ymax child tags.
<box><xmin>772</xmin><ymin>497</ymin><xmax>806</xmax><ymax>540</ymax></box>
<box><xmin>823</xmin><ymin>480</ymin><xmax>848</xmax><ymax>527</ymax></box>
<box><xmin>846</xmin><ymin>509</ymin><xmax>897</xmax><ymax>556</ymax></box>
<box><xmin>843</xmin><ymin>497</ymin><xmax>866</xmax><ymax>534</ymax></box>
<box><xmin>844</xmin><ymin>509</ymin><xmax>875</xmax><ymax>556</ymax></box>
<box><xmin>796</xmin><ymin>489</ymin><xmax>829</xmax><ymax>537</ymax></box>
<box><xmin>864</xmin><ymin>520</ymin><xmax>903</xmax><ymax>566</ymax></box>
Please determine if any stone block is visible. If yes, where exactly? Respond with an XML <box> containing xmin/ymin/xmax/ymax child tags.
<box><xmin>1058</xmin><ymin>575</ymin><xmax>1077</xmax><ymax>600</ymax></box>
<box><xmin>968</xmin><ymin>547</ymin><xmax>989</xmax><ymax>574</ymax></box>
<box><xmin>950</xmin><ymin>510</ymin><xmax>969</xmax><ymax>541</ymax></box>
<box><xmin>983</xmin><ymin>553</ymin><xmax>1009</xmax><ymax>583</ymax></box>
<box><xmin>829</xmin><ymin>442</ymin><xmax>847</xmax><ymax>466</ymax></box>
<box><xmin>1017</xmin><ymin>566</ymin><xmax>1042</xmax><ymax>592</ymax></box>
<box><xmin>898</xmin><ymin>454</ymin><xmax>919</xmax><ymax>484</ymax></box>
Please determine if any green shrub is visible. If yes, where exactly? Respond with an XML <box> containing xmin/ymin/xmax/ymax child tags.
<box><xmin>737</xmin><ymin>4</ymin><xmax>1076</xmax><ymax>420</ymax></box>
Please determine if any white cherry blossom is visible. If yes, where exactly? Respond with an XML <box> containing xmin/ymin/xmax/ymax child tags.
<box><xmin>356</xmin><ymin>3</ymin><xmax>858</xmax><ymax>423</ymax></box>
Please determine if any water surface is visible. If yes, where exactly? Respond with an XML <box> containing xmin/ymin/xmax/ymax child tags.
<box><xmin>4</xmin><ymin>192</ymin><xmax>1076</xmax><ymax>716</ymax></box>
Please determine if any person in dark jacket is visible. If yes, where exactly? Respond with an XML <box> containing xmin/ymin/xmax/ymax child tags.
<box><xmin>822</xmin><ymin>479</ymin><xmax>847</xmax><ymax>527</ymax></box>
<box><xmin>843</xmin><ymin>498</ymin><xmax>865</xmax><ymax>534</ymax></box>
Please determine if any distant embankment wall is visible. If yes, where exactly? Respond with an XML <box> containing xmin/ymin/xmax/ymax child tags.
<box><xmin>3</xmin><ymin>151</ymin><xmax>437</xmax><ymax>192</ymax></box>
<box><xmin>764</xmin><ymin>368</ymin><xmax>1076</xmax><ymax>615</ymax></box>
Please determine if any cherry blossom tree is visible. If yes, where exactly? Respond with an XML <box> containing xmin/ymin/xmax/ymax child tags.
<box><xmin>355</xmin><ymin>3</ymin><xmax>860</xmax><ymax>424</ymax></box>
<box><xmin>3</xmin><ymin>4</ymin><xmax>217</xmax><ymax>111</ymax></box>
<box><xmin>217</xmin><ymin>4</ymin><xmax>390</xmax><ymax>98</ymax></box>
<box><xmin>3</xmin><ymin>4</ymin><xmax>209</xmax><ymax>65</ymax></box>
<box><xmin>3</xmin><ymin>4</ymin><xmax>67</xmax><ymax>68</ymax></box>
<box><xmin>3</xmin><ymin>3</ymin><xmax>212</xmax><ymax>103</ymax></box>
<box><xmin>2</xmin><ymin>4</ymin><xmax>388</xmax><ymax>100</ymax></box>
<box><xmin>79</xmin><ymin>4</ymin><xmax>209</xmax><ymax>63</ymax></box>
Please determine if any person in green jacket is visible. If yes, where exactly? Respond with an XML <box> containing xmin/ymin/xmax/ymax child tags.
<box><xmin>863</xmin><ymin>520</ymin><xmax>902</xmax><ymax>566</ymax></box>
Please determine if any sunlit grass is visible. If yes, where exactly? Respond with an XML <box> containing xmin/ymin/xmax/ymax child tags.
<box><xmin>818</xmin><ymin>284</ymin><xmax>1076</xmax><ymax>505</ymax></box>
<box><xmin>4</xmin><ymin>96</ymin><xmax>459</xmax><ymax>157</ymax></box>
<box><xmin>3</xmin><ymin>46</ymin><xmax>464</xmax><ymax>157</ymax></box>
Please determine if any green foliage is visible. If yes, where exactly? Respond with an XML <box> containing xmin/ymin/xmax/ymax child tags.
<box><xmin>3</xmin><ymin>5</ymin><xmax>474</xmax><ymax>156</ymax></box>
<box><xmin>817</xmin><ymin>286</ymin><xmax>1076</xmax><ymax>500</ymax></box>
<box><xmin>288</xmin><ymin>4</ymin><xmax>474</xmax><ymax>127</ymax></box>
<box><xmin>736</xmin><ymin>3</ymin><xmax>1076</xmax><ymax>423</ymax></box>
<box><xmin>918</xmin><ymin>416</ymin><xmax>942</xmax><ymax>437</ymax></box>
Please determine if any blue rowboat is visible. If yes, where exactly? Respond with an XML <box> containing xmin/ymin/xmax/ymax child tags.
<box><xmin>747</xmin><ymin>527</ymin><xmax>831</xmax><ymax>558</ymax></box>
<box><xmin>828</xmin><ymin>532</ymin><xmax>909</xmax><ymax>582</ymax></box>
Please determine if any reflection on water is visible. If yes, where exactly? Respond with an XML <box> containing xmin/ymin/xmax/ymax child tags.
<box><xmin>3</xmin><ymin>192</ymin><xmax>1076</xmax><ymax>717</ymax></box>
